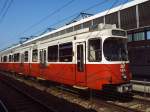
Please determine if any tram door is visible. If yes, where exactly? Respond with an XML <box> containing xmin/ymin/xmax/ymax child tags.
<box><xmin>20</xmin><ymin>53</ymin><xmax>25</xmax><ymax>74</ymax></box>
<box><xmin>75</xmin><ymin>42</ymin><xmax>86</xmax><ymax>86</ymax></box>
<box><xmin>39</xmin><ymin>49</ymin><xmax>47</xmax><ymax>79</ymax></box>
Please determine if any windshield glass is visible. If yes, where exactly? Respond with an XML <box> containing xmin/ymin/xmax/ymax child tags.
<box><xmin>103</xmin><ymin>37</ymin><xmax>128</xmax><ymax>61</ymax></box>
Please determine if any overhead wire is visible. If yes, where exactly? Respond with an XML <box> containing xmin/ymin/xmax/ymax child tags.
<box><xmin>0</xmin><ymin>0</ymin><xmax>13</xmax><ymax>23</ymax></box>
<box><xmin>17</xmin><ymin>0</ymin><xmax>112</xmax><ymax>38</ymax></box>
<box><xmin>17</xmin><ymin>0</ymin><xmax>75</xmax><ymax>37</ymax></box>
<box><xmin>7</xmin><ymin>0</ymin><xmax>129</xmax><ymax>49</ymax></box>
<box><xmin>0</xmin><ymin>0</ymin><xmax>2</xmax><ymax>8</ymax></box>
<box><xmin>31</xmin><ymin>0</ymin><xmax>121</xmax><ymax>43</ymax></box>
<box><xmin>87</xmin><ymin>0</ymin><xmax>129</xmax><ymax>40</ymax></box>
<box><xmin>0</xmin><ymin>0</ymin><xmax>9</xmax><ymax>16</ymax></box>
<box><xmin>81</xmin><ymin>0</ymin><xmax>121</xmax><ymax>41</ymax></box>
<box><xmin>31</xmin><ymin>0</ymin><xmax>112</xmax><ymax>36</ymax></box>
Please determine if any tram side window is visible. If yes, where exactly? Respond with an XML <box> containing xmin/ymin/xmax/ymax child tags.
<box><xmin>24</xmin><ymin>51</ymin><xmax>28</xmax><ymax>62</ymax></box>
<box><xmin>11</xmin><ymin>55</ymin><xmax>14</xmax><ymax>62</ymax></box>
<box><xmin>9</xmin><ymin>55</ymin><xmax>12</xmax><ymax>62</ymax></box>
<box><xmin>14</xmin><ymin>53</ymin><xmax>20</xmax><ymax>62</ymax></box>
<box><xmin>59</xmin><ymin>42</ymin><xmax>73</xmax><ymax>62</ymax></box>
<box><xmin>48</xmin><ymin>45</ymin><xmax>58</xmax><ymax>62</ymax></box>
<box><xmin>32</xmin><ymin>49</ymin><xmax>38</xmax><ymax>62</ymax></box>
<box><xmin>3</xmin><ymin>56</ymin><xmax>7</xmax><ymax>62</ymax></box>
<box><xmin>1</xmin><ymin>57</ymin><xmax>2</xmax><ymax>62</ymax></box>
<box><xmin>88</xmin><ymin>38</ymin><xmax>102</xmax><ymax>62</ymax></box>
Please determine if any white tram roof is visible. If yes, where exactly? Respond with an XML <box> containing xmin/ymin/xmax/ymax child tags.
<box><xmin>0</xmin><ymin>0</ymin><xmax>148</xmax><ymax>54</ymax></box>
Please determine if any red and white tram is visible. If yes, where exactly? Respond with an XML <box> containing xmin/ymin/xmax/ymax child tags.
<box><xmin>0</xmin><ymin>24</ymin><xmax>132</xmax><ymax>93</ymax></box>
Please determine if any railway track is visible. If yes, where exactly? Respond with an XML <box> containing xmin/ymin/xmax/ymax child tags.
<box><xmin>53</xmin><ymin>82</ymin><xmax>150</xmax><ymax>112</ymax></box>
<box><xmin>92</xmin><ymin>89</ymin><xmax>150</xmax><ymax>112</ymax></box>
<box><xmin>1</xmin><ymin>71</ymin><xmax>150</xmax><ymax>112</ymax></box>
<box><xmin>0</xmin><ymin>77</ymin><xmax>55</xmax><ymax>112</ymax></box>
<box><xmin>99</xmin><ymin>95</ymin><xmax>150</xmax><ymax>112</ymax></box>
<box><xmin>0</xmin><ymin>100</ymin><xmax>8</xmax><ymax>112</ymax></box>
<box><xmin>0</xmin><ymin>73</ymin><xmax>95</xmax><ymax>112</ymax></box>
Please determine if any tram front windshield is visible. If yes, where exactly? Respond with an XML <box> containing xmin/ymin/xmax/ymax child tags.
<box><xmin>103</xmin><ymin>37</ymin><xmax>128</xmax><ymax>61</ymax></box>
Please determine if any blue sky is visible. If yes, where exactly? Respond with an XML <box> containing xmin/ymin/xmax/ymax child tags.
<box><xmin>0</xmin><ymin>0</ymin><xmax>130</xmax><ymax>50</ymax></box>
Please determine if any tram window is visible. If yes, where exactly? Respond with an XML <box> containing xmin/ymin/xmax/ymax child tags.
<box><xmin>40</xmin><ymin>50</ymin><xmax>46</xmax><ymax>64</ymax></box>
<box><xmin>13</xmin><ymin>54</ymin><xmax>15</xmax><ymax>62</ymax></box>
<box><xmin>77</xmin><ymin>45</ymin><xmax>84</xmax><ymax>72</ymax></box>
<box><xmin>21</xmin><ymin>53</ymin><xmax>24</xmax><ymax>63</ymax></box>
<box><xmin>9</xmin><ymin>55</ymin><xmax>12</xmax><ymax>62</ymax></box>
<box><xmin>88</xmin><ymin>38</ymin><xmax>102</xmax><ymax>62</ymax></box>
<box><xmin>1</xmin><ymin>57</ymin><xmax>2</xmax><ymax>62</ymax></box>
<box><xmin>24</xmin><ymin>51</ymin><xmax>28</xmax><ymax>62</ymax></box>
<box><xmin>3</xmin><ymin>56</ymin><xmax>7</xmax><ymax>62</ymax></box>
<box><xmin>59</xmin><ymin>42</ymin><xmax>73</xmax><ymax>62</ymax></box>
<box><xmin>12</xmin><ymin>55</ymin><xmax>14</xmax><ymax>62</ymax></box>
<box><xmin>103</xmin><ymin>38</ymin><xmax>128</xmax><ymax>61</ymax></box>
<box><xmin>48</xmin><ymin>45</ymin><xmax>58</xmax><ymax>62</ymax></box>
<box><xmin>147</xmin><ymin>31</ymin><xmax>150</xmax><ymax>40</ymax></box>
<box><xmin>32</xmin><ymin>49</ymin><xmax>38</xmax><ymax>62</ymax></box>
<box><xmin>14</xmin><ymin>53</ymin><xmax>20</xmax><ymax>62</ymax></box>
<box><xmin>44</xmin><ymin>50</ymin><xmax>46</xmax><ymax>63</ymax></box>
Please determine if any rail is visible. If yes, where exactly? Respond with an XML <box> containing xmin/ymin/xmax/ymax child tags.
<box><xmin>0</xmin><ymin>72</ymin><xmax>94</xmax><ymax>112</ymax></box>
<box><xmin>1</xmin><ymin>71</ymin><xmax>149</xmax><ymax>112</ymax></box>
<box><xmin>0</xmin><ymin>100</ymin><xmax>8</xmax><ymax>112</ymax></box>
